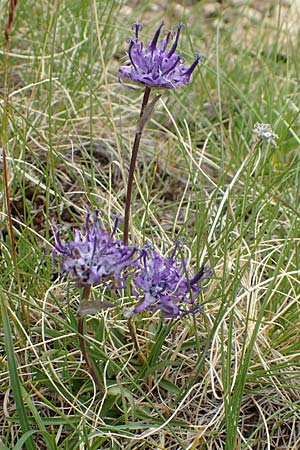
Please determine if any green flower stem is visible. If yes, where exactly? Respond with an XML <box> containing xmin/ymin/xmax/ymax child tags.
<box><xmin>78</xmin><ymin>285</ymin><xmax>104</xmax><ymax>392</ymax></box>
<box><xmin>123</xmin><ymin>86</ymin><xmax>151</xmax><ymax>245</ymax></box>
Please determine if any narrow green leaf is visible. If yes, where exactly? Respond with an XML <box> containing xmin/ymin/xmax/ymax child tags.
<box><xmin>11</xmin><ymin>430</ymin><xmax>56</xmax><ymax>450</ymax></box>
<box><xmin>159</xmin><ymin>378</ymin><xmax>180</xmax><ymax>394</ymax></box>
<box><xmin>0</xmin><ymin>292</ymin><xmax>36</xmax><ymax>450</ymax></box>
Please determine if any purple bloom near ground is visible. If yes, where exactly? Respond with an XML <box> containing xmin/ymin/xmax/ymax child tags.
<box><xmin>133</xmin><ymin>245</ymin><xmax>210</xmax><ymax>318</ymax></box>
<box><xmin>119</xmin><ymin>21</ymin><xmax>203</xmax><ymax>89</ymax></box>
<box><xmin>52</xmin><ymin>211</ymin><xmax>136</xmax><ymax>286</ymax></box>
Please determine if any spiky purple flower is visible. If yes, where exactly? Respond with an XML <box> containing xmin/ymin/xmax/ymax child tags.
<box><xmin>132</xmin><ymin>245</ymin><xmax>210</xmax><ymax>318</ymax></box>
<box><xmin>52</xmin><ymin>211</ymin><xmax>136</xmax><ymax>286</ymax></box>
<box><xmin>119</xmin><ymin>21</ymin><xmax>203</xmax><ymax>89</ymax></box>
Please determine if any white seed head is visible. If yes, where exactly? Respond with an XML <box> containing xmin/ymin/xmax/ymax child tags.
<box><xmin>253</xmin><ymin>123</ymin><xmax>279</xmax><ymax>147</ymax></box>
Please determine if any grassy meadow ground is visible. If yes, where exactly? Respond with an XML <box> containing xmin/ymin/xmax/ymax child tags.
<box><xmin>1</xmin><ymin>0</ymin><xmax>300</xmax><ymax>449</ymax></box>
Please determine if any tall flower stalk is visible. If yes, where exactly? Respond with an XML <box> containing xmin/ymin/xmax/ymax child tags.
<box><xmin>118</xmin><ymin>20</ymin><xmax>204</xmax><ymax>360</ymax></box>
<box><xmin>119</xmin><ymin>21</ymin><xmax>203</xmax><ymax>244</ymax></box>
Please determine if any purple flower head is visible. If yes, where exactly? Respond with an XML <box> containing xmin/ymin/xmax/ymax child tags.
<box><xmin>132</xmin><ymin>244</ymin><xmax>210</xmax><ymax>318</ymax></box>
<box><xmin>119</xmin><ymin>21</ymin><xmax>204</xmax><ymax>89</ymax></box>
<box><xmin>52</xmin><ymin>210</ymin><xmax>137</xmax><ymax>286</ymax></box>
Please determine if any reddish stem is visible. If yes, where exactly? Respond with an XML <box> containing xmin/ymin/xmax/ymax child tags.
<box><xmin>123</xmin><ymin>86</ymin><xmax>151</xmax><ymax>245</ymax></box>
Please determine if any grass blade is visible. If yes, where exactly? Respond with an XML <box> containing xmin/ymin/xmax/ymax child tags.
<box><xmin>0</xmin><ymin>292</ymin><xmax>36</xmax><ymax>450</ymax></box>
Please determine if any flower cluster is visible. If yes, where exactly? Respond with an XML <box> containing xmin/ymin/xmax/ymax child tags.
<box><xmin>52</xmin><ymin>211</ymin><xmax>210</xmax><ymax>318</ymax></box>
<box><xmin>52</xmin><ymin>211</ymin><xmax>136</xmax><ymax>287</ymax></box>
<box><xmin>119</xmin><ymin>21</ymin><xmax>203</xmax><ymax>89</ymax></box>
<box><xmin>253</xmin><ymin>122</ymin><xmax>278</xmax><ymax>147</ymax></box>
<box><xmin>133</xmin><ymin>245</ymin><xmax>209</xmax><ymax>318</ymax></box>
